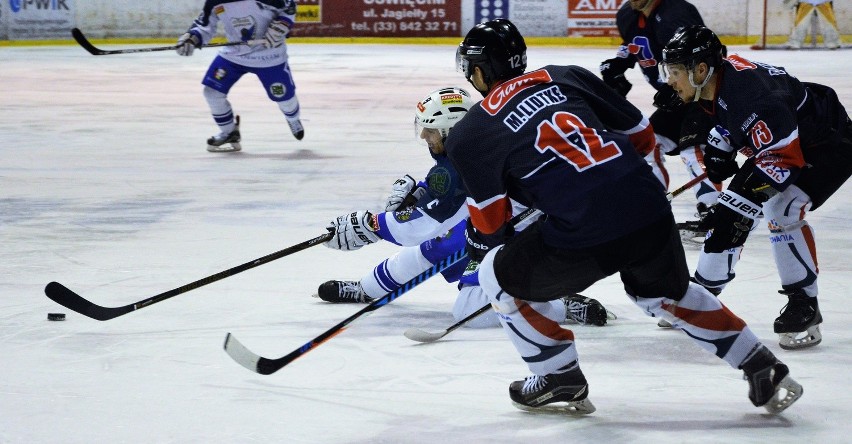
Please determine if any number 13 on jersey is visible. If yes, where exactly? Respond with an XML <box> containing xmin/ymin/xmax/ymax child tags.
<box><xmin>535</xmin><ymin>111</ymin><xmax>622</xmax><ymax>171</ymax></box>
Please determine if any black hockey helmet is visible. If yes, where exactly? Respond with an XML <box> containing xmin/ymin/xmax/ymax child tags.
<box><xmin>456</xmin><ymin>18</ymin><xmax>527</xmax><ymax>87</ymax></box>
<box><xmin>661</xmin><ymin>25</ymin><xmax>725</xmax><ymax>70</ymax></box>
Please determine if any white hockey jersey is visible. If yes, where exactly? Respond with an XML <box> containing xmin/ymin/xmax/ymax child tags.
<box><xmin>187</xmin><ymin>0</ymin><xmax>296</xmax><ymax>68</ymax></box>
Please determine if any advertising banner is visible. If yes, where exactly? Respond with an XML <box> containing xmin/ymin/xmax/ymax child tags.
<box><xmin>7</xmin><ymin>0</ymin><xmax>75</xmax><ymax>40</ymax></box>
<box><xmin>474</xmin><ymin>0</ymin><xmax>568</xmax><ymax>37</ymax></box>
<box><xmin>291</xmin><ymin>0</ymin><xmax>462</xmax><ymax>37</ymax></box>
<box><xmin>567</xmin><ymin>0</ymin><xmax>621</xmax><ymax>37</ymax></box>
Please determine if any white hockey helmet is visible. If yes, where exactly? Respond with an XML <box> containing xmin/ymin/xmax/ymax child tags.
<box><xmin>414</xmin><ymin>87</ymin><xmax>476</xmax><ymax>140</ymax></box>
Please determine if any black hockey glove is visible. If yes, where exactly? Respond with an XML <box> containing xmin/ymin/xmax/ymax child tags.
<box><xmin>600</xmin><ymin>57</ymin><xmax>633</xmax><ymax>97</ymax></box>
<box><xmin>701</xmin><ymin>204</ymin><xmax>755</xmax><ymax>253</ymax></box>
<box><xmin>652</xmin><ymin>86</ymin><xmax>684</xmax><ymax>112</ymax></box>
<box><xmin>703</xmin><ymin>165</ymin><xmax>775</xmax><ymax>253</ymax></box>
<box><xmin>464</xmin><ymin>222</ymin><xmax>493</xmax><ymax>263</ymax></box>
<box><xmin>703</xmin><ymin>145</ymin><xmax>739</xmax><ymax>184</ymax></box>
<box><xmin>677</xmin><ymin>105</ymin><xmax>715</xmax><ymax>155</ymax></box>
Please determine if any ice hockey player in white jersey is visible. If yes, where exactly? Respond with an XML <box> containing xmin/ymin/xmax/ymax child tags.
<box><xmin>176</xmin><ymin>0</ymin><xmax>303</xmax><ymax>152</ymax></box>
<box><xmin>319</xmin><ymin>87</ymin><xmax>614</xmax><ymax>328</ymax></box>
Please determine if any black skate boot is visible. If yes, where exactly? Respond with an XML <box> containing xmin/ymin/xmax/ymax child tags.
<box><xmin>288</xmin><ymin>119</ymin><xmax>304</xmax><ymax>140</ymax></box>
<box><xmin>315</xmin><ymin>280</ymin><xmax>374</xmax><ymax>303</ymax></box>
<box><xmin>676</xmin><ymin>202</ymin><xmax>713</xmax><ymax>247</ymax></box>
<box><xmin>562</xmin><ymin>294</ymin><xmax>615</xmax><ymax>326</ymax></box>
<box><xmin>774</xmin><ymin>289</ymin><xmax>823</xmax><ymax>350</ymax></box>
<box><xmin>508</xmin><ymin>366</ymin><xmax>596</xmax><ymax>414</ymax></box>
<box><xmin>207</xmin><ymin>115</ymin><xmax>242</xmax><ymax>152</ymax></box>
<box><xmin>739</xmin><ymin>345</ymin><xmax>802</xmax><ymax>413</ymax></box>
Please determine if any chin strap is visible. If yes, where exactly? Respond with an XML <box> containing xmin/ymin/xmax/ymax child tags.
<box><xmin>689</xmin><ymin>66</ymin><xmax>714</xmax><ymax>102</ymax></box>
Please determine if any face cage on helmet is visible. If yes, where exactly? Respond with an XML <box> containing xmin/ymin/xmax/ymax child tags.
<box><xmin>414</xmin><ymin>117</ymin><xmax>450</xmax><ymax>147</ymax></box>
<box><xmin>456</xmin><ymin>44</ymin><xmax>484</xmax><ymax>82</ymax></box>
<box><xmin>658</xmin><ymin>61</ymin><xmax>716</xmax><ymax>102</ymax></box>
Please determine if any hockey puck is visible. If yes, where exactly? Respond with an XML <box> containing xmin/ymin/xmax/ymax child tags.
<box><xmin>47</xmin><ymin>313</ymin><xmax>66</xmax><ymax>321</ymax></box>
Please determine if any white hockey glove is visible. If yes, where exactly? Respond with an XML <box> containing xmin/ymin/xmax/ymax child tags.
<box><xmin>262</xmin><ymin>20</ymin><xmax>290</xmax><ymax>49</ymax></box>
<box><xmin>324</xmin><ymin>211</ymin><xmax>380</xmax><ymax>251</ymax></box>
<box><xmin>176</xmin><ymin>32</ymin><xmax>201</xmax><ymax>56</ymax></box>
<box><xmin>383</xmin><ymin>175</ymin><xmax>425</xmax><ymax>211</ymax></box>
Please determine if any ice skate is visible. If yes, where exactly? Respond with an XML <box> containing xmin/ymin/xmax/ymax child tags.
<box><xmin>315</xmin><ymin>280</ymin><xmax>374</xmax><ymax>303</ymax></box>
<box><xmin>774</xmin><ymin>289</ymin><xmax>822</xmax><ymax>350</ymax></box>
<box><xmin>740</xmin><ymin>346</ymin><xmax>802</xmax><ymax>413</ymax></box>
<box><xmin>207</xmin><ymin>115</ymin><xmax>242</xmax><ymax>152</ymax></box>
<box><xmin>508</xmin><ymin>367</ymin><xmax>596</xmax><ymax>414</ymax></box>
<box><xmin>563</xmin><ymin>294</ymin><xmax>615</xmax><ymax>326</ymax></box>
<box><xmin>677</xmin><ymin>203</ymin><xmax>712</xmax><ymax>247</ymax></box>
<box><xmin>288</xmin><ymin>118</ymin><xmax>304</xmax><ymax>140</ymax></box>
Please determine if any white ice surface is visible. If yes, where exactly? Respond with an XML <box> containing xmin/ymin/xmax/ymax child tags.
<box><xmin>1</xmin><ymin>43</ymin><xmax>850</xmax><ymax>443</ymax></box>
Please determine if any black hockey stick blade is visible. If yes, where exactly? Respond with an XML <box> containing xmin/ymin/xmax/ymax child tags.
<box><xmin>404</xmin><ymin>302</ymin><xmax>492</xmax><ymax>343</ymax></box>
<box><xmin>45</xmin><ymin>281</ymin><xmax>133</xmax><ymax>320</ymax></box>
<box><xmin>45</xmin><ymin>232</ymin><xmax>334</xmax><ymax>321</ymax></box>
<box><xmin>224</xmin><ymin>249</ymin><xmax>468</xmax><ymax>375</ymax></box>
<box><xmin>71</xmin><ymin>27</ymin><xmax>252</xmax><ymax>55</ymax></box>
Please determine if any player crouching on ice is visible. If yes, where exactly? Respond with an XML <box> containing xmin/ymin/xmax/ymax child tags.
<box><xmin>447</xmin><ymin>18</ymin><xmax>802</xmax><ymax>415</ymax></box>
<box><xmin>659</xmin><ymin>25</ymin><xmax>852</xmax><ymax>350</ymax></box>
<box><xmin>318</xmin><ymin>87</ymin><xmax>615</xmax><ymax>328</ymax></box>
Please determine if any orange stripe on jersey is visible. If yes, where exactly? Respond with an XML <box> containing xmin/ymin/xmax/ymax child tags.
<box><xmin>467</xmin><ymin>198</ymin><xmax>512</xmax><ymax>235</ymax></box>
<box><xmin>662</xmin><ymin>302</ymin><xmax>747</xmax><ymax>332</ymax></box>
<box><xmin>754</xmin><ymin>137</ymin><xmax>806</xmax><ymax>182</ymax></box>
<box><xmin>517</xmin><ymin>300</ymin><xmax>575</xmax><ymax>341</ymax></box>
<box><xmin>629</xmin><ymin>124</ymin><xmax>656</xmax><ymax>156</ymax></box>
<box><xmin>802</xmin><ymin>223</ymin><xmax>819</xmax><ymax>274</ymax></box>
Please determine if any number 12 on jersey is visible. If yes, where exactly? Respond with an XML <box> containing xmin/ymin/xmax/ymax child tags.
<box><xmin>535</xmin><ymin>111</ymin><xmax>622</xmax><ymax>171</ymax></box>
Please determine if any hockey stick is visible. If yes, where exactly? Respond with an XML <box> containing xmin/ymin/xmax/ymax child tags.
<box><xmin>397</xmin><ymin>207</ymin><xmax>545</xmax><ymax>343</ymax></box>
<box><xmin>403</xmin><ymin>303</ymin><xmax>492</xmax><ymax>343</ymax></box>
<box><xmin>71</xmin><ymin>28</ymin><xmax>258</xmax><ymax>56</ymax></box>
<box><xmin>44</xmin><ymin>232</ymin><xmax>334</xmax><ymax>321</ymax></box>
<box><xmin>666</xmin><ymin>172</ymin><xmax>708</xmax><ymax>201</ymax></box>
<box><xmin>224</xmin><ymin>249</ymin><xmax>468</xmax><ymax>375</ymax></box>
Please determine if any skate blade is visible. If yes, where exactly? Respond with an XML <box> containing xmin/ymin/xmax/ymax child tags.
<box><xmin>512</xmin><ymin>398</ymin><xmax>596</xmax><ymax>415</ymax></box>
<box><xmin>778</xmin><ymin>325</ymin><xmax>822</xmax><ymax>350</ymax></box>
<box><xmin>679</xmin><ymin>229</ymin><xmax>706</xmax><ymax>248</ymax></box>
<box><xmin>762</xmin><ymin>375</ymin><xmax>803</xmax><ymax>414</ymax></box>
<box><xmin>207</xmin><ymin>142</ymin><xmax>242</xmax><ymax>153</ymax></box>
<box><xmin>564</xmin><ymin>309</ymin><xmax>617</xmax><ymax>326</ymax></box>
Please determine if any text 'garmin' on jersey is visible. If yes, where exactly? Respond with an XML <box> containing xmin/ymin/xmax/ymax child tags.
<box><xmin>483</xmin><ymin>69</ymin><xmax>553</xmax><ymax>116</ymax></box>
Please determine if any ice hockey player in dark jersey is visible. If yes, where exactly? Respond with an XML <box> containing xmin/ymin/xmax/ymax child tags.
<box><xmin>319</xmin><ymin>87</ymin><xmax>613</xmax><ymax>328</ymax></box>
<box><xmin>446</xmin><ymin>18</ymin><xmax>801</xmax><ymax>414</ymax></box>
<box><xmin>660</xmin><ymin>25</ymin><xmax>852</xmax><ymax>350</ymax></box>
<box><xmin>600</xmin><ymin>0</ymin><xmax>720</xmax><ymax>232</ymax></box>
<box><xmin>176</xmin><ymin>0</ymin><xmax>303</xmax><ymax>152</ymax></box>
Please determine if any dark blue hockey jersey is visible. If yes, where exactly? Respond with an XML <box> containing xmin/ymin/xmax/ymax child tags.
<box><xmin>702</xmin><ymin>54</ymin><xmax>849</xmax><ymax>192</ymax></box>
<box><xmin>445</xmin><ymin>65</ymin><xmax>671</xmax><ymax>249</ymax></box>
<box><xmin>615</xmin><ymin>0</ymin><xmax>704</xmax><ymax>90</ymax></box>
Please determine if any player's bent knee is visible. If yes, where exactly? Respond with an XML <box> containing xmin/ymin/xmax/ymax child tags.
<box><xmin>478</xmin><ymin>247</ymin><xmax>519</xmax><ymax>314</ymax></box>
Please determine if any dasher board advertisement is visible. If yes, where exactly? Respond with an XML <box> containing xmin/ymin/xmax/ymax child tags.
<box><xmin>291</xmin><ymin>0</ymin><xmax>462</xmax><ymax>37</ymax></box>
